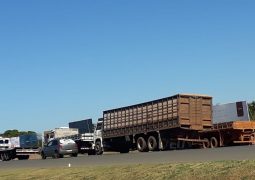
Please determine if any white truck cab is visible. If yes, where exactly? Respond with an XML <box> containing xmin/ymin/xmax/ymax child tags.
<box><xmin>91</xmin><ymin>119</ymin><xmax>103</xmax><ymax>155</ymax></box>
<box><xmin>0</xmin><ymin>137</ymin><xmax>11</xmax><ymax>149</ymax></box>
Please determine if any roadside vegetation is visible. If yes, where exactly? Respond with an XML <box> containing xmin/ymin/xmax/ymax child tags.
<box><xmin>0</xmin><ymin>129</ymin><xmax>36</xmax><ymax>138</ymax></box>
<box><xmin>1</xmin><ymin>160</ymin><xmax>255</xmax><ymax>180</ymax></box>
<box><xmin>249</xmin><ymin>101</ymin><xmax>255</xmax><ymax>120</ymax></box>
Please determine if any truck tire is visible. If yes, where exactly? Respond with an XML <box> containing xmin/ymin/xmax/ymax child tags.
<box><xmin>95</xmin><ymin>141</ymin><xmax>103</xmax><ymax>155</ymax></box>
<box><xmin>147</xmin><ymin>136</ymin><xmax>158</xmax><ymax>151</ymax></box>
<box><xmin>210</xmin><ymin>137</ymin><xmax>218</xmax><ymax>148</ymax></box>
<box><xmin>2</xmin><ymin>153</ymin><xmax>9</xmax><ymax>161</ymax></box>
<box><xmin>137</xmin><ymin>137</ymin><xmax>148</xmax><ymax>152</ymax></box>
<box><xmin>203</xmin><ymin>138</ymin><xmax>210</xmax><ymax>149</ymax></box>
<box><xmin>1</xmin><ymin>153</ymin><xmax>5</xmax><ymax>161</ymax></box>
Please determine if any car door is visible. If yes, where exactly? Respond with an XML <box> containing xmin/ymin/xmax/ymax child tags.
<box><xmin>49</xmin><ymin>139</ymin><xmax>58</xmax><ymax>156</ymax></box>
<box><xmin>44</xmin><ymin>140</ymin><xmax>54</xmax><ymax>157</ymax></box>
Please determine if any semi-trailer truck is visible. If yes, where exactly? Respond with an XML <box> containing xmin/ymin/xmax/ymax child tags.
<box><xmin>91</xmin><ymin>94</ymin><xmax>255</xmax><ymax>155</ymax></box>
<box><xmin>91</xmin><ymin>94</ymin><xmax>213</xmax><ymax>154</ymax></box>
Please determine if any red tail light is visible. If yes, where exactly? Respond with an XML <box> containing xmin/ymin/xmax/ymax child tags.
<box><xmin>58</xmin><ymin>144</ymin><xmax>63</xmax><ymax>150</ymax></box>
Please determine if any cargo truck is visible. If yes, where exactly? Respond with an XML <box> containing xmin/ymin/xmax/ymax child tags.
<box><xmin>91</xmin><ymin>94</ymin><xmax>213</xmax><ymax>154</ymax></box>
<box><xmin>91</xmin><ymin>94</ymin><xmax>255</xmax><ymax>155</ymax></box>
<box><xmin>0</xmin><ymin>137</ymin><xmax>16</xmax><ymax>161</ymax></box>
<box><xmin>0</xmin><ymin>134</ymin><xmax>41</xmax><ymax>161</ymax></box>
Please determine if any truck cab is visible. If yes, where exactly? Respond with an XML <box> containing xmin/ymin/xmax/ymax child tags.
<box><xmin>91</xmin><ymin>118</ymin><xmax>103</xmax><ymax>155</ymax></box>
<box><xmin>0</xmin><ymin>137</ymin><xmax>11</xmax><ymax>149</ymax></box>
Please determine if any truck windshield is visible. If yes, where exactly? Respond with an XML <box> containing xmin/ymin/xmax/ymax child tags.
<box><xmin>96</xmin><ymin>123</ymin><xmax>102</xmax><ymax>130</ymax></box>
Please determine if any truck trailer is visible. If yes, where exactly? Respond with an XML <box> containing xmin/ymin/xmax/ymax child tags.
<box><xmin>91</xmin><ymin>94</ymin><xmax>255</xmax><ymax>155</ymax></box>
<box><xmin>92</xmin><ymin>94</ymin><xmax>213</xmax><ymax>154</ymax></box>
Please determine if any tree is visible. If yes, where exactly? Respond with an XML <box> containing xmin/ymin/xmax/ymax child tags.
<box><xmin>2</xmin><ymin>130</ymin><xmax>36</xmax><ymax>138</ymax></box>
<box><xmin>248</xmin><ymin>101</ymin><xmax>255</xmax><ymax>120</ymax></box>
<box><xmin>3</xmin><ymin>129</ymin><xmax>20</xmax><ymax>138</ymax></box>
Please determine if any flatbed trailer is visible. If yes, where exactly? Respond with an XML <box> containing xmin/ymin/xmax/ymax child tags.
<box><xmin>200</xmin><ymin>121</ymin><xmax>255</xmax><ymax>148</ymax></box>
<box><xmin>15</xmin><ymin>148</ymin><xmax>40</xmax><ymax>160</ymax></box>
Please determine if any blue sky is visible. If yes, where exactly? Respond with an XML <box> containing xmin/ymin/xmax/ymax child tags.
<box><xmin>0</xmin><ymin>1</ymin><xmax>254</xmax><ymax>133</ymax></box>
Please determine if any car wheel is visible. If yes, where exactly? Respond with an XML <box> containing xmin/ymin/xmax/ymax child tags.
<box><xmin>95</xmin><ymin>141</ymin><xmax>103</xmax><ymax>155</ymax></box>
<box><xmin>41</xmin><ymin>152</ymin><xmax>46</xmax><ymax>160</ymax></box>
<box><xmin>53</xmin><ymin>151</ymin><xmax>60</xmax><ymax>159</ymax></box>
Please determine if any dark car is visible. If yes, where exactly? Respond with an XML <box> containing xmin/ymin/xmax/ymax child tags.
<box><xmin>41</xmin><ymin>139</ymin><xmax>78</xmax><ymax>159</ymax></box>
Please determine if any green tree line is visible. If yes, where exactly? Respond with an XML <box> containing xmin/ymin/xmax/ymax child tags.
<box><xmin>1</xmin><ymin>129</ymin><xmax>36</xmax><ymax>138</ymax></box>
<box><xmin>249</xmin><ymin>101</ymin><xmax>255</xmax><ymax>120</ymax></box>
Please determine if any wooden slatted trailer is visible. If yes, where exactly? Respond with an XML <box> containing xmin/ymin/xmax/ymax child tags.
<box><xmin>200</xmin><ymin>121</ymin><xmax>255</xmax><ymax>148</ymax></box>
<box><xmin>101</xmin><ymin>94</ymin><xmax>213</xmax><ymax>153</ymax></box>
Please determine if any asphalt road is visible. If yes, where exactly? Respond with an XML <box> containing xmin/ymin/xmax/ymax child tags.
<box><xmin>1</xmin><ymin>145</ymin><xmax>255</xmax><ymax>169</ymax></box>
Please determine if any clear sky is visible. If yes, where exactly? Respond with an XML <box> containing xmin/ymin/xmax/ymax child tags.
<box><xmin>0</xmin><ymin>1</ymin><xmax>254</xmax><ymax>133</ymax></box>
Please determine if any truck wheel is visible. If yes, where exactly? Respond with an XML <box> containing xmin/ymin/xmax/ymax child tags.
<box><xmin>203</xmin><ymin>138</ymin><xmax>210</xmax><ymax>149</ymax></box>
<box><xmin>210</xmin><ymin>137</ymin><xmax>218</xmax><ymax>148</ymax></box>
<box><xmin>2</xmin><ymin>153</ymin><xmax>9</xmax><ymax>161</ymax></box>
<box><xmin>95</xmin><ymin>141</ymin><xmax>103</xmax><ymax>155</ymax></box>
<box><xmin>0</xmin><ymin>153</ymin><xmax>5</xmax><ymax>161</ymax></box>
<box><xmin>147</xmin><ymin>136</ymin><xmax>158</xmax><ymax>151</ymax></box>
<box><xmin>161</xmin><ymin>138</ymin><xmax>169</xmax><ymax>150</ymax></box>
<box><xmin>137</xmin><ymin>137</ymin><xmax>148</xmax><ymax>152</ymax></box>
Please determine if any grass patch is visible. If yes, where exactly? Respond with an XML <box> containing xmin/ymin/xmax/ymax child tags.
<box><xmin>1</xmin><ymin>160</ymin><xmax>255</xmax><ymax>180</ymax></box>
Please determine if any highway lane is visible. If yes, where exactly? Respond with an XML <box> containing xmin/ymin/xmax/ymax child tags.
<box><xmin>1</xmin><ymin>145</ymin><xmax>255</xmax><ymax>169</ymax></box>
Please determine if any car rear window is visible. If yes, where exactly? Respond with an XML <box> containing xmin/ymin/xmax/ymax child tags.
<box><xmin>60</xmin><ymin>139</ymin><xmax>75</xmax><ymax>144</ymax></box>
